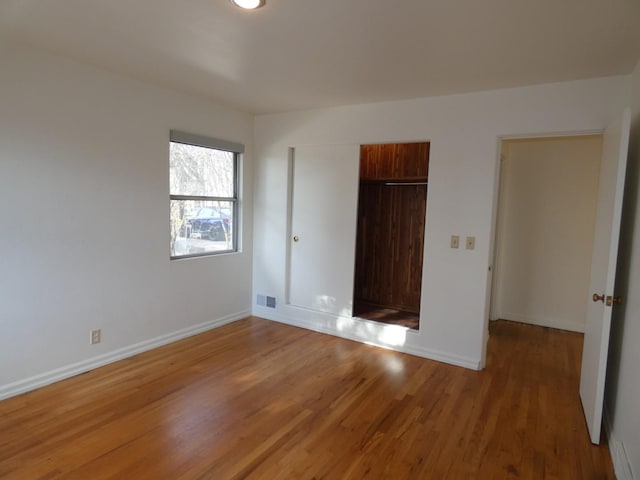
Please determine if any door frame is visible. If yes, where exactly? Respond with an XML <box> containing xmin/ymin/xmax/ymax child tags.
<box><xmin>484</xmin><ymin>129</ymin><xmax>604</xmax><ymax>363</ymax></box>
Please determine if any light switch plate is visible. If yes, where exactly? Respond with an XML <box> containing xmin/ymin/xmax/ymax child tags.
<box><xmin>466</xmin><ymin>236</ymin><xmax>475</xmax><ymax>250</ymax></box>
<box><xmin>450</xmin><ymin>235</ymin><xmax>459</xmax><ymax>249</ymax></box>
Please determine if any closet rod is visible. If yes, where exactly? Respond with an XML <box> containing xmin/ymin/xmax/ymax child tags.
<box><xmin>384</xmin><ymin>182</ymin><xmax>428</xmax><ymax>186</ymax></box>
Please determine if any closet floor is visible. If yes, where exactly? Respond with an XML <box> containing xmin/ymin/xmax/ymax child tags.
<box><xmin>354</xmin><ymin>302</ymin><xmax>419</xmax><ymax>330</ymax></box>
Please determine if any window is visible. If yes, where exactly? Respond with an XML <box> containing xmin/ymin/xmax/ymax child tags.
<box><xmin>169</xmin><ymin>131</ymin><xmax>242</xmax><ymax>259</ymax></box>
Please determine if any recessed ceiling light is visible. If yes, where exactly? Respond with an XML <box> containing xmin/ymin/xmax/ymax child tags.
<box><xmin>230</xmin><ymin>0</ymin><xmax>265</xmax><ymax>9</ymax></box>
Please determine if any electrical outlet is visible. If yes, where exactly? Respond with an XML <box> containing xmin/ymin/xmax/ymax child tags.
<box><xmin>90</xmin><ymin>329</ymin><xmax>101</xmax><ymax>345</ymax></box>
<box><xmin>466</xmin><ymin>236</ymin><xmax>476</xmax><ymax>250</ymax></box>
<box><xmin>450</xmin><ymin>235</ymin><xmax>459</xmax><ymax>249</ymax></box>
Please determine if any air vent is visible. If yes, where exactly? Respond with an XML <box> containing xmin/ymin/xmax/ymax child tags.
<box><xmin>257</xmin><ymin>294</ymin><xmax>277</xmax><ymax>308</ymax></box>
<box><xmin>266</xmin><ymin>296</ymin><xmax>276</xmax><ymax>308</ymax></box>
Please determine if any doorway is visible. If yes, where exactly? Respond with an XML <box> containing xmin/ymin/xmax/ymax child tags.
<box><xmin>489</xmin><ymin>110</ymin><xmax>631</xmax><ymax>446</ymax></box>
<box><xmin>352</xmin><ymin>142</ymin><xmax>430</xmax><ymax>330</ymax></box>
<box><xmin>491</xmin><ymin>135</ymin><xmax>603</xmax><ymax>333</ymax></box>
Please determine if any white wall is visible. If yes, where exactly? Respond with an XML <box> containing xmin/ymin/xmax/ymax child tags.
<box><xmin>493</xmin><ymin>136</ymin><xmax>602</xmax><ymax>332</ymax></box>
<box><xmin>0</xmin><ymin>42</ymin><xmax>254</xmax><ymax>399</ymax></box>
<box><xmin>605</xmin><ymin>59</ymin><xmax>640</xmax><ymax>480</ymax></box>
<box><xmin>252</xmin><ymin>76</ymin><xmax>628</xmax><ymax>370</ymax></box>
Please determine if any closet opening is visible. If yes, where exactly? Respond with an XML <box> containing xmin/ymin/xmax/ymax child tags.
<box><xmin>352</xmin><ymin>142</ymin><xmax>430</xmax><ymax>330</ymax></box>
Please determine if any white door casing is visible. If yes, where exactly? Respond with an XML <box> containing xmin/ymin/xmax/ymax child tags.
<box><xmin>288</xmin><ymin>144</ymin><xmax>360</xmax><ymax>317</ymax></box>
<box><xmin>579</xmin><ymin>108</ymin><xmax>631</xmax><ymax>444</ymax></box>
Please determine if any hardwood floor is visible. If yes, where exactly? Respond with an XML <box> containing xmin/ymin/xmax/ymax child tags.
<box><xmin>0</xmin><ymin>318</ymin><xmax>614</xmax><ymax>479</ymax></box>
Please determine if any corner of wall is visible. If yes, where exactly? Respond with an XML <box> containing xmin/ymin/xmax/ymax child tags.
<box><xmin>604</xmin><ymin>408</ymin><xmax>635</xmax><ymax>480</ymax></box>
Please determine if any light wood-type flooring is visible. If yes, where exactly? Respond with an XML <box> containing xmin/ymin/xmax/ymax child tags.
<box><xmin>0</xmin><ymin>318</ymin><xmax>614</xmax><ymax>479</ymax></box>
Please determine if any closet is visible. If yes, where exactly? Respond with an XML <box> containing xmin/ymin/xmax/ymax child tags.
<box><xmin>352</xmin><ymin>143</ymin><xmax>429</xmax><ymax>330</ymax></box>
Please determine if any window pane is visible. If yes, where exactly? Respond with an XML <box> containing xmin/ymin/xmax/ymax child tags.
<box><xmin>170</xmin><ymin>200</ymin><xmax>234</xmax><ymax>257</ymax></box>
<box><xmin>169</xmin><ymin>142</ymin><xmax>234</xmax><ymax>197</ymax></box>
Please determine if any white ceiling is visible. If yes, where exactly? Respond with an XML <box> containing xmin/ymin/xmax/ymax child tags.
<box><xmin>2</xmin><ymin>0</ymin><xmax>640</xmax><ymax>114</ymax></box>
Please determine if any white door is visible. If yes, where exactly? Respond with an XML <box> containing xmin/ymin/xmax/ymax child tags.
<box><xmin>289</xmin><ymin>144</ymin><xmax>360</xmax><ymax>316</ymax></box>
<box><xmin>579</xmin><ymin>108</ymin><xmax>631</xmax><ymax>444</ymax></box>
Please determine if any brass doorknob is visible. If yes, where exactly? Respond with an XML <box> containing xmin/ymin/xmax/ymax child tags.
<box><xmin>592</xmin><ymin>293</ymin><xmax>605</xmax><ymax>303</ymax></box>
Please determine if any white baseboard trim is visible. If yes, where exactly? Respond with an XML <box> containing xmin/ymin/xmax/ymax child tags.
<box><xmin>253</xmin><ymin>306</ymin><xmax>481</xmax><ymax>371</ymax></box>
<box><xmin>498</xmin><ymin>312</ymin><xmax>585</xmax><ymax>333</ymax></box>
<box><xmin>400</xmin><ymin>342</ymin><xmax>481</xmax><ymax>371</ymax></box>
<box><xmin>0</xmin><ymin>310</ymin><xmax>250</xmax><ymax>401</ymax></box>
<box><xmin>604</xmin><ymin>408</ymin><xmax>635</xmax><ymax>480</ymax></box>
